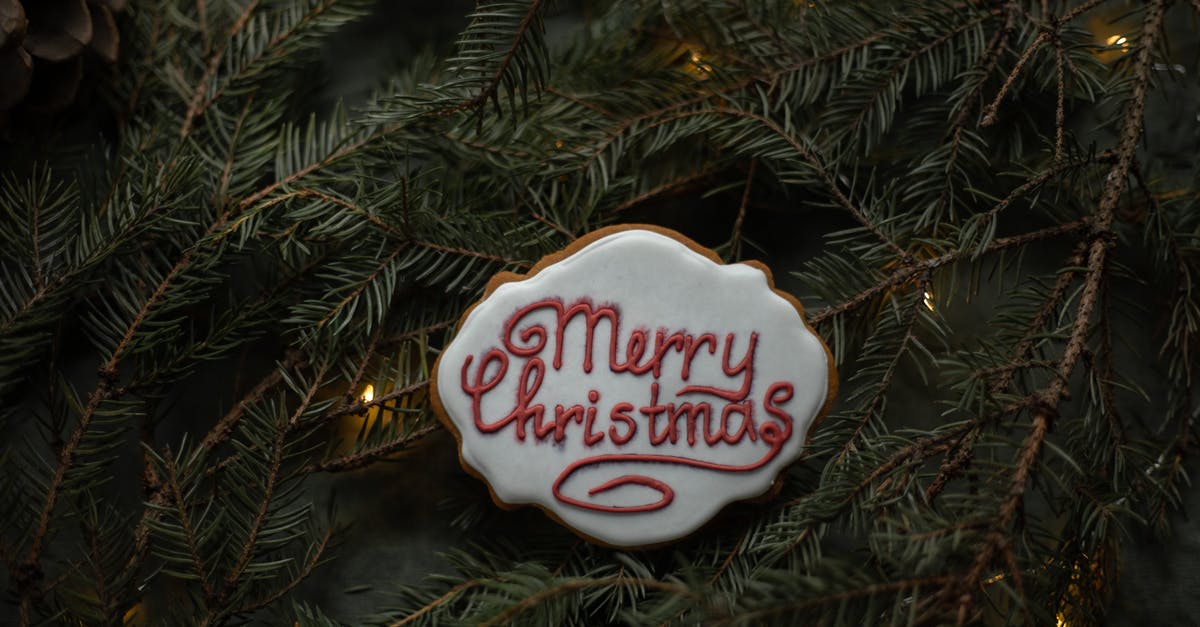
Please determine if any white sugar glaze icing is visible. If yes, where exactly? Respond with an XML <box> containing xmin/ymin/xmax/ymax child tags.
<box><xmin>436</xmin><ymin>228</ymin><xmax>831</xmax><ymax>546</ymax></box>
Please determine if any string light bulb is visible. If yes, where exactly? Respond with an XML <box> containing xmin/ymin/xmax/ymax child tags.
<box><xmin>1105</xmin><ymin>34</ymin><xmax>1129</xmax><ymax>49</ymax></box>
<box><xmin>685</xmin><ymin>49</ymin><xmax>712</xmax><ymax>79</ymax></box>
<box><xmin>360</xmin><ymin>383</ymin><xmax>374</xmax><ymax>403</ymax></box>
<box><xmin>923</xmin><ymin>290</ymin><xmax>935</xmax><ymax>312</ymax></box>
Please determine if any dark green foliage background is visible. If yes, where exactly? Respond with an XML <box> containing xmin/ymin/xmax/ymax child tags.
<box><xmin>1</xmin><ymin>0</ymin><xmax>1199</xmax><ymax>625</ymax></box>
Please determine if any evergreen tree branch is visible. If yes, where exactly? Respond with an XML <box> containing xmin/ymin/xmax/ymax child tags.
<box><xmin>479</xmin><ymin>576</ymin><xmax>701</xmax><ymax>627</ymax></box>
<box><xmin>317</xmin><ymin>379</ymin><xmax>430</xmax><ymax>424</ymax></box>
<box><xmin>951</xmin><ymin>1</ymin><xmax>1166</xmax><ymax>619</ymax></box>
<box><xmin>179</xmin><ymin>1</ymin><xmax>263</xmax><ymax>140</ymax></box>
<box><xmin>199</xmin><ymin>350</ymin><xmax>307</xmax><ymax>455</ymax></box>
<box><xmin>832</xmin><ymin>296</ymin><xmax>924</xmax><ymax>466</ymax></box>
<box><xmin>981</xmin><ymin>30</ymin><xmax>1050</xmax><ymax>127</ymax></box>
<box><xmin>693</xmin><ymin>107</ymin><xmax>912</xmax><ymax>260</ymax></box>
<box><xmin>1061</xmin><ymin>0</ymin><xmax>1108</xmax><ymax>23</ymax></box>
<box><xmin>809</xmin><ymin>219</ymin><xmax>1089</xmax><ymax>325</ymax></box>
<box><xmin>844</xmin><ymin>10</ymin><xmax>996</xmax><ymax>138</ymax></box>
<box><xmin>935</xmin><ymin>3</ymin><xmax>1016</xmax><ymax>219</ymax></box>
<box><xmin>713</xmin><ymin>575</ymin><xmax>953</xmax><ymax>625</ymax></box>
<box><xmin>195</xmin><ymin>0</ymin><xmax>350</xmax><ymax>122</ymax></box>
<box><xmin>378</xmin><ymin>321</ymin><xmax>455</xmax><ymax>351</ymax></box>
<box><xmin>1054</xmin><ymin>37</ymin><xmax>1066</xmax><ymax>161</ymax></box>
<box><xmin>611</xmin><ymin>166</ymin><xmax>721</xmax><ymax>214</ymax></box>
<box><xmin>162</xmin><ymin>449</ymin><xmax>218</xmax><ymax>603</ymax></box>
<box><xmin>14</xmin><ymin>201</ymin><xmax>242</xmax><ymax>613</ymax></box>
<box><xmin>213</xmin><ymin>360</ymin><xmax>331</xmax><ymax>614</ymax></box>
<box><xmin>231</xmin><ymin>526</ymin><xmax>335</xmax><ymax>617</ymax></box>
<box><xmin>303</xmin><ymin>426</ymin><xmax>439</xmax><ymax>474</ymax></box>
<box><xmin>436</xmin><ymin>0</ymin><xmax>547</xmax><ymax>119</ymax></box>
<box><xmin>925</xmin><ymin>241</ymin><xmax>1087</xmax><ymax>502</ymax></box>
<box><xmin>387</xmin><ymin>581</ymin><xmax>480</xmax><ymax>627</ymax></box>
<box><xmin>313</xmin><ymin>248</ymin><xmax>408</xmax><ymax>331</ymax></box>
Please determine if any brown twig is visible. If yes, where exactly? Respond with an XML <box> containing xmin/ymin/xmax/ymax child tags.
<box><xmin>981</xmin><ymin>32</ymin><xmax>1050</xmax><ymax>127</ymax></box>
<box><xmin>378</xmin><ymin>321</ymin><xmax>455</xmax><ymax>350</ymax></box>
<box><xmin>729</xmin><ymin>159</ymin><xmax>757</xmax><ymax>259</ymax></box>
<box><xmin>319</xmin><ymin>379</ymin><xmax>430</xmax><ymax>423</ymax></box>
<box><xmin>1053</xmin><ymin>37</ymin><xmax>1066</xmax><ymax>161</ymax></box>
<box><xmin>198</xmin><ymin>349</ymin><xmax>306</xmax><ymax>455</ymax></box>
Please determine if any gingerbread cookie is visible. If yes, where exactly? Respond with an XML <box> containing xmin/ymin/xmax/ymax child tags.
<box><xmin>430</xmin><ymin>225</ymin><xmax>836</xmax><ymax>547</ymax></box>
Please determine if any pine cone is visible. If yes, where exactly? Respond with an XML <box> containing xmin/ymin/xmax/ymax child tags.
<box><xmin>0</xmin><ymin>0</ymin><xmax>122</xmax><ymax>112</ymax></box>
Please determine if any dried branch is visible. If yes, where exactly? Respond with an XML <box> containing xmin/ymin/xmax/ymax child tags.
<box><xmin>980</xmin><ymin>32</ymin><xmax>1050</xmax><ymax>127</ymax></box>
<box><xmin>951</xmin><ymin>2</ymin><xmax>1166</xmax><ymax>619</ymax></box>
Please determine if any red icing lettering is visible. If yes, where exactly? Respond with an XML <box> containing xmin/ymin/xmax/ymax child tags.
<box><xmin>584</xmin><ymin>390</ymin><xmax>604</xmax><ymax>446</ymax></box>
<box><xmin>681</xmin><ymin>333</ymin><xmax>717</xmax><ymax>380</ymax></box>
<box><xmin>678</xmin><ymin>332</ymin><xmax>757</xmax><ymax>401</ymax></box>
<box><xmin>608</xmin><ymin>402</ymin><xmax>637</xmax><ymax>445</ymax></box>
<box><xmin>462</xmin><ymin>349</ymin><xmax>509</xmax><ymax>432</ymax></box>
<box><xmin>459</xmin><ymin>297</ymin><xmax>804</xmax><ymax>513</ymax></box>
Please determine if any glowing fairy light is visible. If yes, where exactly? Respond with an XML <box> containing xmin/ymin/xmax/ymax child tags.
<box><xmin>1105</xmin><ymin>34</ymin><xmax>1129</xmax><ymax>49</ymax></box>
<box><xmin>360</xmin><ymin>383</ymin><xmax>374</xmax><ymax>403</ymax></box>
<box><xmin>686</xmin><ymin>49</ymin><xmax>712</xmax><ymax>79</ymax></box>
<box><xmin>923</xmin><ymin>290</ymin><xmax>935</xmax><ymax>312</ymax></box>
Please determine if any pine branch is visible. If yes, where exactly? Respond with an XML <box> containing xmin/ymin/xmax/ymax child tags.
<box><xmin>438</xmin><ymin>0</ymin><xmax>547</xmax><ymax>119</ymax></box>
<box><xmin>728</xmin><ymin>159</ymin><xmax>756</xmax><ymax>260</ymax></box>
<box><xmin>925</xmin><ymin>241</ymin><xmax>1087</xmax><ymax>501</ymax></box>
<box><xmin>211</xmin><ymin>361</ymin><xmax>331</xmax><ymax>617</ymax></box>
<box><xmin>303</xmin><ymin>425</ymin><xmax>438</xmax><ymax>474</ymax></box>
<box><xmin>714</xmin><ymin>575</ymin><xmax>953</xmax><ymax>625</ymax></box>
<box><xmin>611</xmin><ymin>166</ymin><xmax>722</xmax><ymax>213</ymax></box>
<box><xmin>179</xmin><ymin>1</ymin><xmax>263</xmax><ymax>139</ymax></box>
<box><xmin>479</xmin><ymin>576</ymin><xmax>700</xmax><ymax>627</ymax></box>
<box><xmin>231</xmin><ymin>526</ymin><xmax>335</xmax><ymax>616</ymax></box>
<box><xmin>387</xmin><ymin>581</ymin><xmax>480</xmax><ymax>627</ymax></box>
<box><xmin>693</xmin><ymin>107</ymin><xmax>912</xmax><ymax>261</ymax></box>
<box><xmin>162</xmin><ymin>449</ymin><xmax>218</xmax><ymax>604</ymax></box>
<box><xmin>199</xmin><ymin>350</ymin><xmax>306</xmax><ymax>454</ymax></box>
<box><xmin>809</xmin><ymin>219</ymin><xmax>1090</xmax><ymax>325</ymax></box>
